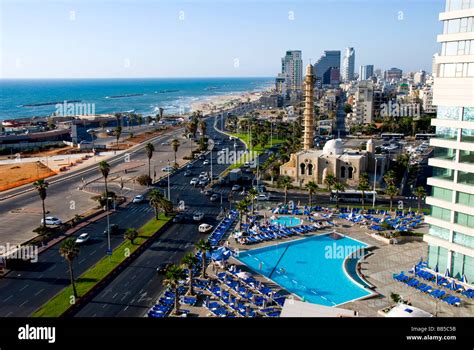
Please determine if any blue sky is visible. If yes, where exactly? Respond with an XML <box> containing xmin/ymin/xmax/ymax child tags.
<box><xmin>0</xmin><ymin>0</ymin><xmax>444</xmax><ymax>78</ymax></box>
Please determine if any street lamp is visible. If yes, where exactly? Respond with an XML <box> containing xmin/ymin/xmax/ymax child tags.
<box><xmin>167</xmin><ymin>159</ymin><xmax>171</xmax><ymax>200</ymax></box>
<box><xmin>208</xmin><ymin>139</ymin><xmax>213</xmax><ymax>181</ymax></box>
<box><xmin>372</xmin><ymin>157</ymin><xmax>378</xmax><ymax>209</ymax></box>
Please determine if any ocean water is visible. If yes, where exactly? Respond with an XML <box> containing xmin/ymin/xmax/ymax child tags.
<box><xmin>0</xmin><ymin>77</ymin><xmax>273</xmax><ymax>120</ymax></box>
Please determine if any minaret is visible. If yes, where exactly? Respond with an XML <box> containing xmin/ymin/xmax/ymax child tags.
<box><xmin>303</xmin><ymin>64</ymin><xmax>314</xmax><ymax>150</ymax></box>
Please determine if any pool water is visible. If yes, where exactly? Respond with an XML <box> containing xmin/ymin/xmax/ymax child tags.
<box><xmin>237</xmin><ymin>234</ymin><xmax>371</xmax><ymax>306</ymax></box>
<box><xmin>270</xmin><ymin>216</ymin><xmax>301</xmax><ymax>227</ymax></box>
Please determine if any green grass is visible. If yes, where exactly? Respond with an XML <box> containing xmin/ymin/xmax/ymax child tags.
<box><xmin>32</xmin><ymin>214</ymin><xmax>172</xmax><ymax>317</ymax></box>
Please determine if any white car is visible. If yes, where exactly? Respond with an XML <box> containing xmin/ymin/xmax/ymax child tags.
<box><xmin>256</xmin><ymin>193</ymin><xmax>271</xmax><ymax>201</ymax></box>
<box><xmin>231</xmin><ymin>184</ymin><xmax>241</xmax><ymax>191</ymax></box>
<box><xmin>190</xmin><ymin>178</ymin><xmax>199</xmax><ymax>186</ymax></box>
<box><xmin>42</xmin><ymin>216</ymin><xmax>62</xmax><ymax>225</ymax></box>
<box><xmin>198</xmin><ymin>223</ymin><xmax>213</xmax><ymax>233</ymax></box>
<box><xmin>193</xmin><ymin>211</ymin><xmax>204</xmax><ymax>221</ymax></box>
<box><xmin>203</xmin><ymin>159</ymin><xmax>210</xmax><ymax>165</ymax></box>
<box><xmin>132</xmin><ymin>195</ymin><xmax>144</xmax><ymax>203</ymax></box>
<box><xmin>75</xmin><ymin>233</ymin><xmax>90</xmax><ymax>244</ymax></box>
<box><xmin>162</xmin><ymin>166</ymin><xmax>174</xmax><ymax>172</ymax></box>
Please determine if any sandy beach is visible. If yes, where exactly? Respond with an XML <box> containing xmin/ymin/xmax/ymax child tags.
<box><xmin>189</xmin><ymin>90</ymin><xmax>268</xmax><ymax>114</ymax></box>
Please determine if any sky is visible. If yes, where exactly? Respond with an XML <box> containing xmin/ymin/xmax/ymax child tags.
<box><xmin>0</xmin><ymin>0</ymin><xmax>444</xmax><ymax>79</ymax></box>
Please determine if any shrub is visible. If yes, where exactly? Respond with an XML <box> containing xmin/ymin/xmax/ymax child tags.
<box><xmin>136</xmin><ymin>174</ymin><xmax>152</xmax><ymax>186</ymax></box>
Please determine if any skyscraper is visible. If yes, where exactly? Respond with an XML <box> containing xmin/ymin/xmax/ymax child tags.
<box><xmin>424</xmin><ymin>0</ymin><xmax>474</xmax><ymax>283</ymax></box>
<box><xmin>359</xmin><ymin>65</ymin><xmax>374</xmax><ymax>80</ymax></box>
<box><xmin>303</xmin><ymin>64</ymin><xmax>315</xmax><ymax>150</ymax></box>
<box><xmin>314</xmin><ymin>50</ymin><xmax>341</xmax><ymax>86</ymax></box>
<box><xmin>342</xmin><ymin>47</ymin><xmax>355</xmax><ymax>82</ymax></box>
<box><xmin>384</xmin><ymin>67</ymin><xmax>403</xmax><ymax>81</ymax></box>
<box><xmin>280</xmin><ymin>50</ymin><xmax>303</xmax><ymax>94</ymax></box>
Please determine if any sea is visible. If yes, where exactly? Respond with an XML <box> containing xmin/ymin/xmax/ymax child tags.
<box><xmin>0</xmin><ymin>77</ymin><xmax>273</xmax><ymax>121</ymax></box>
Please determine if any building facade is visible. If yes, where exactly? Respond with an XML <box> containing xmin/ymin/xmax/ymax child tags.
<box><xmin>342</xmin><ymin>47</ymin><xmax>355</xmax><ymax>82</ymax></box>
<box><xmin>384</xmin><ymin>67</ymin><xmax>403</xmax><ymax>81</ymax></box>
<box><xmin>359</xmin><ymin>65</ymin><xmax>374</xmax><ymax>81</ymax></box>
<box><xmin>314</xmin><ymin>50</ymin><xmax>341</xmax><ymax>86</ymax></box>
<box><xmin>424</xmin><ymin>0</ymin><xmax>474</xmax><ymax>283</ymax></box>
<box><xmin>280</xmin><ymin>50</ymin><xmax>303</xmax><ymax>94</ymax></box>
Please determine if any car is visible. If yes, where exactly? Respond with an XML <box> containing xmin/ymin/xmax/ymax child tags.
<box><xmin>193</xmin><ymin>211</ymin><xmax>204</xmax><ymax>221</ymax></box>
<box><xmin>132</xmin><ymin>195</ymin><xmax>145</xmax><ymax>203</ymax></box>
<box><xmin>186</xmin><ymin>164</ymin><xmax>193</xmax><ymax>169</ymax></box>
<box><xmin>173</xmin><ymin>213</ymin><xmax>186</xmax><ymax>223</ymax></box>
<box><xmin>183</xmin><ymin>170</ymin><xmax>192</xmax><ymax>177</ymax></box>
<box><xmin>198</xmin><ymin>178</ymin><xmax>209</xmax><ymax>186</ymax></box>
<box><xmin>156</xmin><ymin>262</ymin><xmax>173</xmax><ymax>275</ymax></box>
<box><xmin>203</xmin><ymin>159</ymin><xmax>210</xmax><ymax>165</ymax></box>
<box><xmin>41</xmin><ymin>216</ymin><xmax>62</xmax><ymax>225</ymax></box>
<box><xmin>256</xmin><ymin>193</ymin><xmax>271</xmax><ymax>201</ymax></box>
<box><xmin>75</xmin><ymin>233</ymin><xmax>90</xmax><ymax>244</ymax></box>
<box><xmin>199</xmin><ymin>172</ymin><xmax>207</xmax><ymax>178</ymax></box>
<box><xmin>231</xmin><ymin>184</ymin><xmax>241</xmax><ymax>191</ymax></box>
<box><xmin>104</xmin><ymin>224</ymin><xmax>119</xmax><ymax>235</ymax></box>
<box><xmin>190</xmin><ymin>178</ymin><xmax>199</xmax><ymax>186</ymax></box>
<box><xmin>198</xmin><ymin>223</ymin><xmax>213</xmax><ymax>233</ymax></box>
<box><xmin>162</xmin><ymin>166</ymin><xmax>174</xmax><ymax>172</ymax></box>
<box><xmin>203</xmin><ymin>189</ymin><xmax>213</xmax><ymax>196</ymax></box>
<box><xmin>161</xmin><ymin>141</ymin><xmax>170</xmax><ymax>145</ymax></box>
<box><xmin>199</xmin><ymin>155</ymin><xmax>205</xmax><ymax>160</ymax></box>
<box><xmin>210</xmin><ymin>193</ymin><xmax>219</xmax><ymax>202</ymax></box>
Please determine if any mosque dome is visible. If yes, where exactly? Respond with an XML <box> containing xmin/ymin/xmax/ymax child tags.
<box><xmin>323</xmin><ymin>138</ymin><xmax>344</xmax><ymax>155</ymax></box>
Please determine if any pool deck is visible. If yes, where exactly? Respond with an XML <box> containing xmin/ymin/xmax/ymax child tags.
<box><xmin>230</xmin><ymin>214</ymin><xmax>474</xmax><ymax>317</ymax></box>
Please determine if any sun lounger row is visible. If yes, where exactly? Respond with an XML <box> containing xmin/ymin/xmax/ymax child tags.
<box><xmin>208</xmin><ymin>210</ymin><xmax>238</xmax><ymax>246</ymax></box>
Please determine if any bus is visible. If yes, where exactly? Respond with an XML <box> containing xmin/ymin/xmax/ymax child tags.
<box><xmin>381</xmin><ymin>133</ymin><xmax>404</xmax><ymax>141</ymax></box>
<box><xmin>415</xmin><ymin>133</ymin><xmax>436</xmax><ymax>140</ymax></box>
<box><xmin>330</xmin><ymin>190</ymin><xmax>376</xmax><ymax>203</ymax></box>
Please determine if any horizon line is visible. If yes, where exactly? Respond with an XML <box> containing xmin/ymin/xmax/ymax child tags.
<box><xmin>0</xmin><ymin>76</ymin><xmax>275</xmax><ymax>80</ymax></box>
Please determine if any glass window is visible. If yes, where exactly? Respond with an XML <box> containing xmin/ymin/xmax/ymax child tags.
<box><xmin>442</xmin><ymin>63</ymin><xmax>456</xmax><ymax>77</ymax></box>
<box><xmin>459</xmin><ymin>150</ymin><xmax>474</xmax><ymax>163</ymax></box>
<box><xmin>455</xmin><ymin>212</ymin><xmax>474</xmax><ymax>228</ymax></box>
<box><xmin>429</xmin><ymin>225</ymin><xmax>451</xmax><ymax>241</ymax></box>
<box><xmin>461</xmin><ymin>129</ymin><xmax>474</xmax><ymax>142</ymax></box>
<box><xmin>431</xmin><ymin>205</ymin><xmax>452</xmax><ymax>221</ymax></box>
<box><xmin>427</xmin><ymin>245</ymin><xmax>449</xmax><ymax>272</ymax></box>
<box><xmin>433</xmin><ymin>147</ymin><xmax>456</xmax><ymax>160</ymax></box>
<box><xmin>446</xmin><ymin>0</ymin><xmax>462</xmax><ymax>11</ymax></box>
<box><xmin>468</xmin><ymin>63</ymin><xmax>474</xmax><ymax>77</ymax></box>
<box><xmin>444</xmin><ymin>41</ymin><xmax>458</xmax><ymax>55</ymax></box>
<box><xmin>464</xmin><ymin>107</ymin><xmax>474</xmax><ymax>121</ymax></box>
<box><xmin>437</xmin><ymin>106</ymin><xmax>462</xmax><ymax>120</ymax></box>
<box><xmin>453</xmin><ymin>231</ymin><xmax>474</xmax><ymax>248</ymax></box>
<box><xmin>457</xmin><ymin>191</ymin><xmax>474</xmax><ymax>206</ymax></box>
<box><xmin>446</xmin><ymin>19</ymin><xmax>460</xmax><ymax>34</ymax></box>
<box><xmin>458</xmin><ymin>171</ymin><xmax>474</xmax><ymax>185</ymax></box>
<box><xmin>464</xmin><ymin>255</ymin><xmax>474</xmax><ymax>283</ymax></box>
<box><xmin>436</xmin><ymin>126</ymin><xmax>458</xmax><ymax>140</ymax></box>
<box><xmin>432</xmin><ymin>186</ymin><xmax>453</xmax><ymax>201</ymax></box>
<box><xmin>432</xmin><ymin>166</ymin><xmax>454</xmax><ymax>181</ymax></box>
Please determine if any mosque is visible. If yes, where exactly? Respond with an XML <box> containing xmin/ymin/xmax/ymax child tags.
<box><xmin>280</xmin><ymin>64</ymin><xmax>388</xmax><ymax>187</ymax></box>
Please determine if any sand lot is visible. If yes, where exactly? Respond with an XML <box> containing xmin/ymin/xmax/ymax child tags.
<box><xmin>0</xmin><ymin>162</ymin><xmax>55</xmax><ymax>191</ymax></box>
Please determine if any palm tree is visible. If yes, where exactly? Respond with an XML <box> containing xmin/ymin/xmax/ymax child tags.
<box><xmin>59</xmin><ymin>238</ymin><xmax>79</xmax><ymax>298</ymax></box>
<box><xmin>98</xmin><ymin>161</ymin><xmax>111</xmax><ymax>196</ymax></box>
<box><xmin>324</xmin><ymin>173</ymin><xmax>336</xmax><ymax>192</ymax></box>
<box><xmin>195</xmin><ymin>239</ymin><xmax>211</xmax><ymax>278</ymax></box>
<box><xmin>124</xmin><ymin>228</ymin><xmax>138</xmax><ymax>244</ymax></box>
<box><xmin>198</xmin><ymin>119</ymin><xmax>206</xmax><ymax>141</ymax></box>
<box><xmin>235</xmin><ymin>199</ymin><xmax>250</xmax><ymax>226</ymax></box>
<box><xmin>181</xmin><ymin>252</ymin><xmax>199</xmax><ymax>296</ymax></box>
<box><xmin>247</xmin><ymin>188</ymin><xmax>259</xmax><ymax>214</ymax></box>
<box><xmin>33</xmin><ymin>179</ymin><xmax>49</xmax><ymax>227</ymax></box>
<box><xmin>383</xmin><ymin>170</ymin><xmax>397</xmax><ymax>187</ymax></box>
<box><xmin>149</xmin><ymin>188</ymin><xmax>172</xmax><ymax>219</ymax></box>
<box><xmin>162</xmin><ymin>264</ymin><xmax>186</xmax><ymax>314</ymax></box>
<box><xmin>386</xmin><ymin>185</ymin><xmax>399</xmax><ymax>212</ymax></box>
<box><xmin>305</xmin><ymin>181</ymin><xmax>318</xmax><ymax>207</ymax></box>
<box><xmin>413</xmin><ymin>186</ymin><xmax>426</xmax><ymax>213</ymax></box>
<box><xmin>333</xmin><ymin>181</ymin><xmax>345</xmax><ymax>209</ymax></box>
<box><xmin>115</xmin><ymin>126</ymin><xmax>122</xmax><ymax>146</ymax></box>
<box><xmin>357</xmin><ymin>173</ymin><xmax>371</xmax><ymax>210</ymax></box>
<box><xmin>171</xmin><ymin>139</ymin><xmax>180</xmax><ymax>167</ymax></box>
<box><xmin>144</xmin><ymin>142</ymin><xmax>154</xmax><ymax>183</ymax></box>
<box><xmin>277</xmin><ymin>176</ymin><xmax>293</xmax><ymax>204</ymax></box>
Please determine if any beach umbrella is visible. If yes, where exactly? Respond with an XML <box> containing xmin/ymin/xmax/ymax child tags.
<box><xmin>461</xmin><ymin>274</ymin><xmax>468</xmax><ymax>284</ymax></box>
<box><xmin>236</xmin><ymin>271</ymin><xmax>251</xmax><ymax>279</ymax></box>
<box><xmin>445</xmin><ymin>268</ymin><xmax>450</xmax><ymax>278</ymax></box>
<box><xmin>434</xmin><ymin>264</ymin><xmax>439</xmax><ymax>273</ymax></box>
<box><xmin>450</xmin><ymin>279</ymin><xmax>457</xmax><ymax>290</ymax></box>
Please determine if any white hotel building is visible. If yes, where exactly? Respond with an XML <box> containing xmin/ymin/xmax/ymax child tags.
<box><xmin>425</xmin><ymin>0</ymin><xmax>474</xmax><ymax>282</ymax></box>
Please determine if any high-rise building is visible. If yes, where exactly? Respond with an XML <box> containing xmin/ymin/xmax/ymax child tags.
<box><xmin>414</xmin><ymin>70</ymin><xmax>427</xmax><ymax>85</ymax></box>
<box><xmin>384</xmin><ymin>67</ymin><xmax>403</xmax><ymax>81</ymax></box>
<box><xmin>348</xmin><ymin>81</ymin><xmax>374</xmax><ymax>125</ymax></box>
<box><xmin>342</xmin><ymin>47</ymin><xmax>355</xmax><ymax>82</ymax></box>
<box><xmin>359</xmin><ymin>65</ymin><xmax>374</xmax><ymax>80</ymax></box>
<box><xmin>424</xmin><ymin>0</ymin><xmax>474</xmax><ymax>283</ymax></box>
<box><xmin>280</xmin><ymin>50</ymin><xmax>303</xmax><ymax>94</ymax></box>
<box><xmin>314</xmin><ymin>50</ymin><xmax>341</xmax><ymax>86</ymax></box>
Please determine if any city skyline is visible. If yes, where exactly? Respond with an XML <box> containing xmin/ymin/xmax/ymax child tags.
<box><xmin>1</xmin><ymin>0</ymin><xmax>444</xmax><ymax>79</ymax></box>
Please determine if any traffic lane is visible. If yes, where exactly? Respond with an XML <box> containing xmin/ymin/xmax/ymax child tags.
<box><xmin>75</xmin><ymin>216</ymin><xmax>218</xmax><ymax>317</ymax></box>
<box><xmin>0</xmin><ymin>204</ymin><xmax>154</xmax><ymax>317</ymax></box>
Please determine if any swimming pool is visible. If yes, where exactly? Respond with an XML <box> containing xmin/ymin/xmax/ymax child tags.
<box><xmin>237</xmin><ymin>234</ymin><xmax>372</xmax><ymax>306</ymax></box>
<box><xmin>270</xmin><ymin>216</ymin><xmax>301</xmax><ymax>227</ymax></box>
